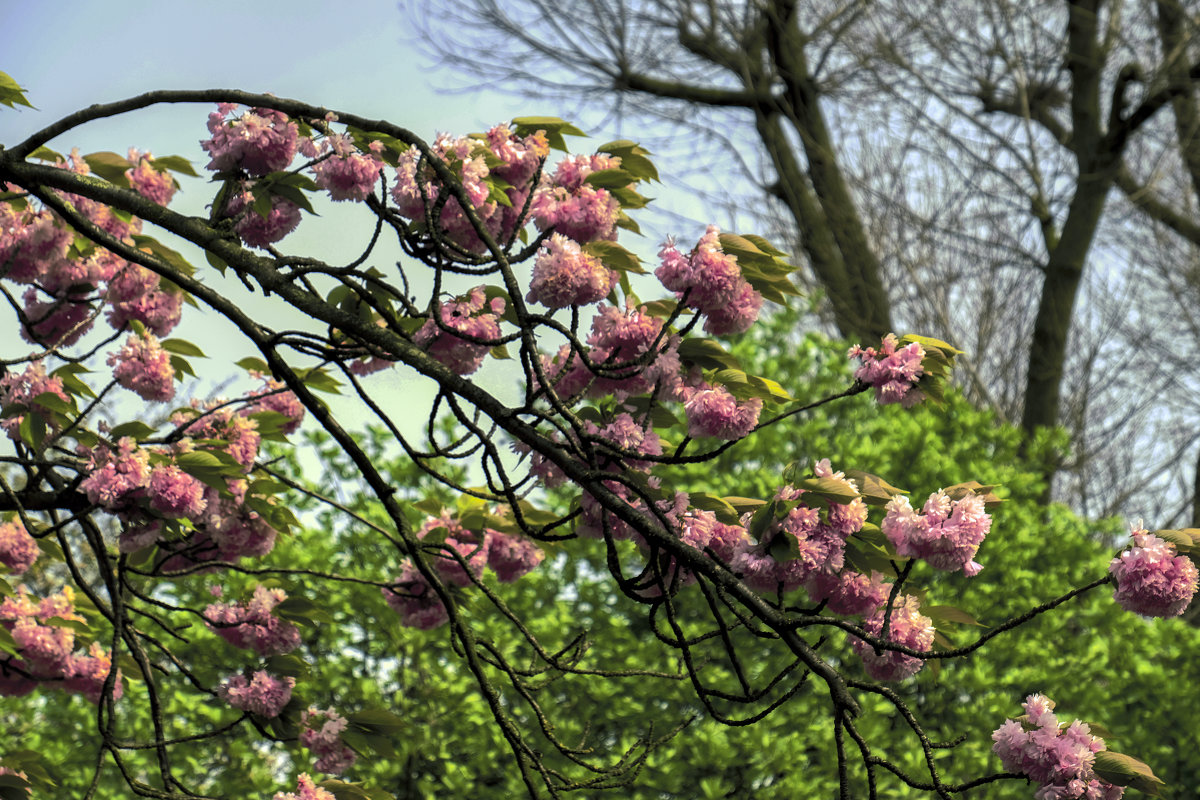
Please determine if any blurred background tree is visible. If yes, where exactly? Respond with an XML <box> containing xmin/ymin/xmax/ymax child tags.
<box><xmin>10</xmin><ymin>306</ymin><xmax>1194</xmax><ymax>798</ymax></box>
<box><xmin>418</xmin><ymin>0</ymin><xmax>1200</xmax><ymax>525</ymax></box>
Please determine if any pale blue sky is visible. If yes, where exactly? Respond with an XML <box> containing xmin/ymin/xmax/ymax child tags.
<box><xmin>0</xmin><ymin>1</ymin><xmax>720</xmax><ymax>437</ymax></box>
<box><xmin>0</xmin><ymin>1</ymin><xmax>558</xmax><ymax>414</ymax></box>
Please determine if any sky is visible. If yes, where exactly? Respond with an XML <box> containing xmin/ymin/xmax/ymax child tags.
<box><xmin>0</xmin><ymin>0</ymin><xmax>594</xmax><ymax>434</ymax></box>
<box><xmin>0</xmin><ymin>0</ymin><xmax>737</xmax><ymax>460</ymax></box>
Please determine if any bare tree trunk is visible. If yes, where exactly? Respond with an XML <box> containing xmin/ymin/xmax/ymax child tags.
<box><xmin>1021</xmin><ymin>0</ymin><xmax>1116</xmax><ymax>439</ymax></box>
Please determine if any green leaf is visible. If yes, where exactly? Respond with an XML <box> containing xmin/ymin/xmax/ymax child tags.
<box><xmin>596</xmin><ymin>139</ymin><xmax>660</xmax><ymax>181</ymax></box>
<box><xmin>150</xmin><ymin>154</ymin><xmax>200</xmax><ymax>177</ymax></box>
<box><xmin>511</xmin><ymin>116</ymin><xmax>588</xmax><ymax>138</ymax></box>
<box><xmin>318</xmin><ymin>780</ymin><xmax>395</xmax><ymax>800</ymax></box>
<box><xmin>0</xmin><ymin>626</ymin><xmax>20</xmax><ymax>657</ymax></box>
<box><xmin>583</xmin><ymin>168</ymin><xmax>634</xmax><ymax>189</ymax></box>
<box><xmin>582</xmin><ymin>241</ymin><xmax>645</xmax><ymax>274</ymax></box>
<box><xmin>265</xmin><ymin>653</ymin><xmax>311</xmax><ymax>680</ymax></box>
<box><xmin>678</xmin><ymin>338</ymin><xmax>741</xmax><ymax>371</ymax></box>
<box><xmin>1093</xmin><ymin>751</ymin><xmax>1166</xmax><ymax>796</ymax></box>
<box><xmin>723</xmin><ymin>496</ymin><xmax>766</xmax><ymax>515</ymax></box>
<box><xmin>275</xmin><ymin>595</ymin><xmax>335</xmax><ymax>625</ymax></box>
<box><xmin>109</xmin><ymin>421</ymin><xmax>159</xmax><ymax>441</ymax></box>
<box><xmin>237</xmin><ymin>357</ymin><xmax>271</xmax><ymax>373</ymax></box>
<box><xmin>19</xmin><ymin>412</ymin><xmax>46</xmax><ymax>449</ymax></box>
<box><xmin>297</xmin><ymin>366</ymin><xmax>342</xmax><ymax>394</ymax></box>
<box><xmin>794</xmin><ymin>476</ymin><xmax>861</xmax><ymax>504</ymax></box>
<box><xmin>29</xmin><ymin>145</ymin><xmax>63</xmax><ymax>162</ymax></box>
<box><xmin>169</xmin><ymin>354</ymin><xmax>195</xmax><ymax>380</ymax></box>
<box><xmin>45</xmin><ymin>615</ymin><xmax>89</xmax><ymax>633</ymax></box>
<box><xmin>941</xmin><ymin>481</ymin><xmax>1004</xmax><ymax>508</ymax></box>
<box><xmin>688</xmin><ymin>492</ymin><xmax>740</xmax><ymax>524</ymax></box>
<box><xmin>923</xmin><ymin>605</ymin><xmax>985</xmax><ymax>628</ymax></box>
<box><xmin>205</xmin><ymin>249</ymin><xmax>228</xmax><ymax>276</ymax></box>
<box><xmin>348</xmin><ymin>708</ymin><xmax>407</xmax><ymax>735</ymax></box>
<box><xmin>1152</xmin><ymin>529</ymin><xmax>1200</xmax><ymax>554</ymax></box>
<box><xmin>640</xmin><ymin>299</ymin><xmax>679</xmax><ymax>319</ymax></box>
<box><xmin>615</xmin><ymin>212</ymin><xmax>642</xmax><ymax>235</ymax></box>
<box><xmin>0</xmin><ymin>71</ymin><xmax>35</xmax><ymax>110</ymax></box>
<box><xmin>83</xmin><ymin>151</ymin><xmax>133</xmax><ymax>186</ymax></box>
<box><xmin>176</xmin><ymin>451</ymin><xmax>225</xmax><ymax>470</ymax></box>
<box><xmin>160</xmin><ymin>338</ymin><xmax>207</xmax><ymax>358</ymax></box>
<box><xmin>31</xmin><ymin>391</ymin><xmax>75</xmax><ymax>415</ymax></box>
<box><xmin>739</xmin><ymin>234</ymin><xmax>789</xmax><ymax>258</ymax></box>
<box><xmin>131</xmin><ymin>235</ymin><xmax>196</xmax><ymax>276</ymax></box>
<box><xmin>844</xmin><ymin>470</ymin><xmax>908</xmax><ymax>506</ymax></box>
<box><xmin>745</xmin><ymin>374</ymin><xmax>794</xmax><ymax>402</ymax></box>
<box><xmin>609</xmin><ymin>185</ymin><xmax>652</xmax><ymax>209</ymax></box>
<box><xmin>899</xmin><ymin>333</ymin><xmax>963</xmax><ymax>356</ymax></box>
<box><xmin>748</xmin><ymin>499</ymin><xmax>779</xmax><ymax>543</ymax></box>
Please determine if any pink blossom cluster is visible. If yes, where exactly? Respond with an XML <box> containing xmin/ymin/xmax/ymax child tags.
<box><xmin>80</xmin><ymin>398</ymin><xmax>287</xmax><ymax>562</ymax></box>
<box><xmin>848</xmin><ymin>334</ymin><xmax>926</xmax><ymax>406</ymax></box>
<box><xmin>79</xmin><ymin>441</ymin><xmax>208</xmax><ymax>523</ymax></box>
<box><xmin>173</xmin><ymin>402</ymin><xmax>262</xmax><ymax>471</ymax></box>
<box><xmin>849</xmin><ymin>594</ymin><xmax>934</xmax><ymax>681</ymax></box>
<box><xmin>246</xmin><ymin>376</ymin><xmax>306</xmax><ymax>435</ymax></box>
<box><xmin>417</xmin><ymin>512</ymin><xmax>489</xmax><ymax>587</ymax></box>
<box><xmin>0</xmin><ymin>585</ymin><xmax>122</xmax><ymax>703</ymax></box>
<box><xmin>1108</xmin><ymin>528</ymin><xmax>1198</xmax><ymax>617</ymax></box>
<box><xmin>274</xmin><ymin>774</ymin><xmax>335</xmax><ymax>800</ymax></box>
<box><xmin>56</xmin><ymin>150</ymin><xmax>143</xmax><ymax>242</ymax></box>
<box><xmin>579</xmin><ymin>485</ymin><xmax>689</xmax><ymax>546</ymax></box>
<box><xmin>201</xmin><ymin>104</ymin><xmax>300</xmax><ymax>176</ymax></box>
<box><xmin>992</xmin><ymin>694</ymin><xmax>1124</xmax><ymax>799</ymax></box>
<box><xmin>531</xmin><ymin>153</ymin><xmax>622</xmax><ymax>243</ymax></box>
<box><xmin>731</xmin><ymin>464</ymin><xmax>868</xmax><ymax>594</ymax></box>
<box><xmin>107</xmin><ymin>331</ymin><xmax>176</xmax><ymax>402</ymax></box>
<box><xmin>147</xmin><ymin>465</ymin><xmax>207</xmax><ymax>519</ymax></box>
<box><xmin>656</xmin><ymin>227</ymin><xmax>764</xmax><ymax>335</ymax></box>
<box><xmin>632</xmin><ymin>509</ymin><xmax>743</xmax><ymax>594</ymax></box>
<box><xmin>79</xmin><ymin>409</ymin><xmax>282</xmax><ymax>564</ymax></box>
<box><xmin>391</xmin><ymin>126</ymin><xmax>549</xmax><ymax>253</ymax></box>
<box><xmin>299</xmin><ymin>707</ymin><xmax>357</xmax><ymax>774</ymax></box>
<box><xmin>382</xmin><ymin>561</ymin><xmax>450</xmax><ymax>630</ymax></box>
<box><xmin>105</xmin><ymin>263</ymin><xmax>184</xmax><ymax>335</ymax></box>
<box><xmin>79</xmin><ymin>438</ymin><xmax>152</xmax><ymax>511</ymax></box>
<box><xmin>0</xmin><ymin>195</ymin><xmax>74</xmax><ymax>284</ymax></box>
<box><xmin>486</xmin><ymin>123</ymin><xmax>549</xmax><ymax>188</ymax></box>
<box><xmin>573</xmin><ymin>414</ymin><xmax>687</xmax><ymax>544</ymax></box>
<box><xmin>182</xmin><ymin>479</ymin><xmax>279</xmax><ymax>563</ymax></box>
<box><xmin>680</xmin><ymin>380</ymin><xmax>762</xmax><ymax>440</ymax></box>
<box><xmin>221</xmin><ymin>186</ymin><xmax>302</xmax><ymax>248</ymax></box>
<box><xmin>540</xmin><ymin>301</ymin><xmax>681</xmax><ymax>402</ymax></box>
<box><xmin>414</xmin><ymin>287</ymin><xmax>505</xmax><ymax>375</ymax></box>
<box><xmin>882</xmin><ymin>490</ymin><xmax>991</xmax><ymax>576</ymax></box>
<box><xmin>65</xmin><ymin>642</ymin><xmax>122</xmax><ymax>703</ymax></box>
<box><xmin>805</xmin><ymin>569</ymin><xmax>892</xmax><ymax>617</ymax></box>
<box><xmin>308</xmin><ymin>135</ymin><xmax>384</xmax><ymax>202</ymax></box>
<box><xmin>1</xmin><ymin>149</ymin><xmax>184</xmax><ymax>346</ymax></box>
<box><xmin>384</xmin><ymin>515</ymin><xmax>545</xmax><ymax>629</ymax></box>
<box><xmin>487</xmin><ymin>529</ymin><xmax>546</xmax><ymax>583</ymax></box>
<box><xmin>0</xmin><ymin>361</ymin><xmax>69</xmax><ymax>440</ymax></box>
<box><xmin>527</xmin><ymin>233</ymin><xmax>617</xmax><ymax>308</ymax></box>
<box><xmin>205</xmin><ymin>585</ymin><xmax>301</xmax><ymax>656</ymax></box>
<box><xmin>0</xmin><ymin>519</ymin><xmax>38</xmax><ymax>575</ymax></box>
<box><xmin>218</xmin><ymin>669</ymin><xmax>295</xmax><ymax>718</ymax></box>
<box><xmin>125</xmin><ymin>149</ymin><xmax>177</xmax><ymax>206</ymax></box>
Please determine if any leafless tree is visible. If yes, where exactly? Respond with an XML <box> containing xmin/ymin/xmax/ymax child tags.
<box><xmin>420</xmin><ymin>0</ymin><xmax>1200</xmax><ymax>522</ymax></box>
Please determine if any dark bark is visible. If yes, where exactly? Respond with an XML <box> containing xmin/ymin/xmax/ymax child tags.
<box><xmin>1020</xmin><ymin>1</ymin><xmax>1116</xmax><ymax>438</ymax></box>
